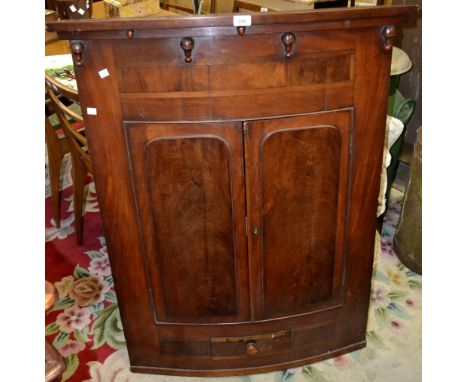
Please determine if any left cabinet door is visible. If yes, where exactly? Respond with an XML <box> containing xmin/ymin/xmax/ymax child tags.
<box><xmin>125</xmin><ymin>121</ymin><xmax>250</xmax><ymax>324</ymax></box>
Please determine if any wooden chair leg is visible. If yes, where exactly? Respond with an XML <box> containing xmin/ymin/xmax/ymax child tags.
<box><xmin>45</xmin><ymin>117</ymin><xmax>65</xmax><ymax>229</ymax></box>
<box><xmin>71</xmin><ymin>159</ymin><xmax>87</xmax><ymax>245</ymax></box>
<box><xmin>47</xmin><ymin>149</ymin><xmax>64</xmax><ymax>228</ymax></box>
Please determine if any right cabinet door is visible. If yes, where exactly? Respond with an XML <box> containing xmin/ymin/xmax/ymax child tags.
<box><xmin>245</xmin><ymin>110</ymin><xmax>352</xmax><ymax>320</ymax></box>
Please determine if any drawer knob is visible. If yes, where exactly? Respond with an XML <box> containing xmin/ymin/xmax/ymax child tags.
<box><xmin>246</xmin><ymin>342</ymin><xmax>258</xmax><ymax>356</ymax></box>
<box><xmin>281</xmin><ymin>32</ymin><xmax>296</xmax><ymax>59</ymax></box>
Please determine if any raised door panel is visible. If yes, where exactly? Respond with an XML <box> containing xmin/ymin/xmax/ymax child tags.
<box><xmin>125</xmin><ymin>122</ymin><xmax>249</xmax><ymax>324</ymax></box>
<box><xmin>246</xmin><ymin>111</ymin><xmax>352</xmax><ymax>320</ymax></box>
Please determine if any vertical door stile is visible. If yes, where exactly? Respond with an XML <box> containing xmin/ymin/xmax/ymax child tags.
<box><xmin>242</xmin><ymin>120</ymin><xmax>256</xmax><ymax>322</ymax></box>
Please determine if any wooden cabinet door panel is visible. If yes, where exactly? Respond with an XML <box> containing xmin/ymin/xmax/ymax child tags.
<box><xmin>245</xmin><ymin>111</ymin><xmax>352</xmax><ymax>320</ymax></box>
<box><xmin>125</xmin><ymin>122</ymin><xmax>249</xmax><ymax>324</ymax></box>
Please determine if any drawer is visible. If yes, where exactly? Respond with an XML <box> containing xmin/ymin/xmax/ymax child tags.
<box><xmin>211</xmin><ymin>330</ymin><xmax>291</xmax><ymax>360</ymax></box>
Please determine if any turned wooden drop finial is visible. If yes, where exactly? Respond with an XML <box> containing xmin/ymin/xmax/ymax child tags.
<box><xmin>71</xmin><ymin>42</ymin><xmax>85</xmax><ymax>67</ymax></box>
<box><xmin>281</xmin><ymin>32</ymin><xmax>296</xmax><ymax>59</ymax></box>
<box><xmin>237</xmin><ymin>26</ymin><xmax>246</xmax><ymax>36</ymax></box>
<box><xmin>180</xmin><ymin>37</ymin><xmax>195</xmax><ymax>63</ymax></box>
<box><xmin>381</xmin><ymin>25</ymin><xmax>396</xmax><ymax>52</ymax></box>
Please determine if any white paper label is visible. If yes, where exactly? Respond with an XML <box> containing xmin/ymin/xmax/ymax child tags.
<box><xmin>98</xmin><ymin>68</ymin><xmax>110</xmax><ymax>79</ymax></box>
<box><xmin>78</xmin><ymin>8</ymin><xmax>85</xmax><ymax>15</ymax></box>
<box><xmin>233</xmin><ymin>15</ymin><xmax>252</xmax><ymax>27</ymax></box>
<box><xmin>69</xmin><ymin>4</ymin><xmax>77</xmax><ymax>12</ymax></box>
<box><xmin>260</xmin><ymin>7</ymin><xmax>268</xmax><ymax>12</ymax></box>
<box><xmin>87</xmin><ymin>107</ymin><xmax>97</xmax><ymax>115</ymax></box>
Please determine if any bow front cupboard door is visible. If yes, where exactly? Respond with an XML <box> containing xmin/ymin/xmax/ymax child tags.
<box><xmin>126</xmin><ymin>121</ymin><xmax>250</xmax><ymax>324</ymax></box>
<box><xmin>245</xmin><ymin>111</ymin><xmax>351</xmax><ymax>321</ymax></box>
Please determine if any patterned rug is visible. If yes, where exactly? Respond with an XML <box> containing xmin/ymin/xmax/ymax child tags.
<box><xmin>45</xmin><ymin>172</ymin><xmax>421</xmax><ymax>382</ymax></box>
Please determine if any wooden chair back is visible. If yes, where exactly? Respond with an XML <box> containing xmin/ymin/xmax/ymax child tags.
<box><xmin>45</xmin><ymin>75</ymin><xmax>92</xmax><ymax>174</ymax></box>
<box><xmin>46</xmin><ymin>74</ymin><xmax>93</xmax><ymax>244</ymax></box>
<box><xmin>45</xmin><ymin>95</ymin><xmax>70</xmax><ymax>228</ymax></box>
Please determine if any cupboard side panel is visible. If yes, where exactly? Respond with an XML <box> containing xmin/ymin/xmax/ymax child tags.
<box><xmin>72</xmin><ymin>40</ymin><xmax>161</xmax><ymax>364</ymax></box>
<box><xmin>340</xmin><ymin>28</ymin><xmax>395</xmax><ymax>345</ymax></box>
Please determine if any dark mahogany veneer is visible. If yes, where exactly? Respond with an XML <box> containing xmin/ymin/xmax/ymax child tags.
<box><xmin>48</xmin><ymin>5</ymin><xmax>416</xmax><ymax>377</ymax></box>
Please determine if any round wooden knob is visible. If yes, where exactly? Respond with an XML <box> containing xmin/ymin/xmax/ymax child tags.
<box><xmin>246</xmin><ymin>342</ymin><xmax>258</xmax><ymax>356</ymax></box>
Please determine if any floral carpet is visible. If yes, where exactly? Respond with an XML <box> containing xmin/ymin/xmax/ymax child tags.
<box><xmin>45</xmin><ymin>177</ymin><xmax>421</xmax><ymax>382</ymax></box>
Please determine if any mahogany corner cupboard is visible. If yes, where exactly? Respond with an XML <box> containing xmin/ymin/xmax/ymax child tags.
<box><xmin>48</xmin><ymin>5</ymin><xmax>416</xmax><ymax>377</ymax></box>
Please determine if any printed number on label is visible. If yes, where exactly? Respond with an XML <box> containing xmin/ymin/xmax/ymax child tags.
<box><xmin>233</xmin><ymin>15</ymin><xmax>252</xmax><ymax>27</ymax></box>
